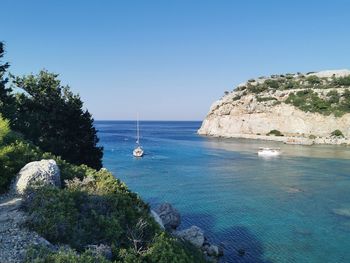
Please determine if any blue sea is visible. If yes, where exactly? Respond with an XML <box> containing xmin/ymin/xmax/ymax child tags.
<box><xmin>96</xmin><ymin>121</ymin><xmax>350</xmax><ymax>263</ymax></box>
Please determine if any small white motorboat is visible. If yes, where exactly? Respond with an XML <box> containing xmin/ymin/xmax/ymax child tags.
<box><xmin>258</xmin><ymin>147</ymin><xmax>281</xmax><ymax>157</ymax></box>
<box><xmin>133</xmin><ymin>114</ymin><xmax>144</xmax><ymax>157</ymax></box>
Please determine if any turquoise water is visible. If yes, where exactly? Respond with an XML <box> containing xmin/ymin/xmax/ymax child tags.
<box><xmin>96</xmin><ymin>121</ymin><xmax>350</xmax><ymax>263</ymax></box>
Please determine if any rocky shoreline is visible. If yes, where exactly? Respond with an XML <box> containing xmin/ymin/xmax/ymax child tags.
<box><xmin>199</xmin><ymin>132</ymin><xmax>350</xmax><ymax>146</ymax></box>
<box><xmin>0</xmin><ymin>159</ymin><xmax>224</xmax><ymax>262</ymax></box>
<box><xmin>151</xmin><ymin>203</ymin><xmax>224</xmax><ymax>261</ymax></box>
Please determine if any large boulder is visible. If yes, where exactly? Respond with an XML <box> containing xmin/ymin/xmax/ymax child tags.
<box><xmin>15</xmin><ymin>159</ymin><xmax>61</xmax><ymax>194</ymax></box>
<box><xmin>155</xmin><ymin>203</ymin><xmax>181</xmax><ymax>229</ymax></box>
<box><xmin>174</xmin><ymin>226</ymin><xmax>205</xmax><ymax>248</ymax></box>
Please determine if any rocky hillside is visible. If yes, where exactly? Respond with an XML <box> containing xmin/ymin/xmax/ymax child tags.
<box><xmin>199</xmin><ymin>69</ymin><xmax>350</xmax><ymax>145</ymax></box>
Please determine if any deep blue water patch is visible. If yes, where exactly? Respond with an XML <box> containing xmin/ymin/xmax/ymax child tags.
<box><xmin>96</xmin><ymin>121</ymin><xmax>350</xmax><ymax>263</ymax></box>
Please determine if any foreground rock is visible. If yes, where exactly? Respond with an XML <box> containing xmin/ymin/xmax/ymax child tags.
<box><xmin>174</xmin><ymin>226</ymin><xmax>205</xmax><ymax>248</ymax></box>
<box><xmin>150</xmin><ymin>209</ymin><xmax>165</xmax><ymax>229</ymax></box>
<box><xmin>153</xmin><ymin>203</ymin><xmax>224</xmax><ymax>260</ymax></box>
<box><xmin>155</xmin><ymin>203</ymin><xmax>181</xmax><ymax>229</ymax></box>
<box><xmin>199</xmin><ymin>69</ymin><xmax>350</xmax><ymax>145</ymax></box>
<box><xmin>174</xmin><ymin>226</ymin><xmax>223</xmax><ymax>258</ymax></box>
<box><xmin>14</xmin><ymin>159</ymin><xmax>61</xmax><ymax>195</ymax></box>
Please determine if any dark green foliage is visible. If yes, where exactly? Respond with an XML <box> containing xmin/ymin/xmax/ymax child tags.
<box><xmin>306</xmin><ymin>75</ymin><xmax>321</xmax><ymax>85</ymax></box>
<box><xmin>23</xmin><ymin>172</ymin><xmax>156</xmax><ymax>251</ymax></box>
<box><xmin>11</xmin><ymin>71</ymin><xmax>103</xmax><ymax>169</ymax></box>
<box><xmin>144</xmin><ymin>232</ymin><xmax>206</xmax><ymax>263</ymax></box>
<box><xmin>235</xmin><ymin>85</ymin><xmax>246</xmax><ymax>91</ymax></box>
<box><xmin>232</xmin><ymin>95</ymin><xmax>241</xmax><ymax>101</ymax></box>
<box><xmin>331</xmin><ymin>129</ymin><xmax>344</xmax><ymax>138</ymax></box>
<box><xmin>26</xmin><ymin>233</ymin><xmax>206</xmax><ymax>263</ymax></box>
<box><xmin>309</xmin><ymin>134</ymin><xmax>317</xmax><ymax>139</ymax></box>
<box><xmin>25</xmin><ymin>246</ymin><xmax>111</xmax><ymax>263</ymax></box>
<box><xmin>327</xmin><ymin>90</ymin><xmax>340</xmax><ymax>104</ymax></box>
<box><xmin>265</xmin><ymin>79</ymin><xmax>280</xmax><ymax>89</ymax></box>
<box><xmin>285</xmin><ymin>89</ymin><xmax>350</xmax><ymax>116</ymax></box>
<box><xmin>0</xmin><ymin>117</ymin><xmax>43</xmax><ymax>192</ymax></box>
<box><xmin>267</xmin><ymin>130</ymin><xmax>283</xmax><ymax>136</ymax></box>
<box><xmin>333</xmin><ymin>75</ymin><xmax>350</xmax><ymax>86</ymax></box>
<box><xmin>23</xmin><ymin>171</ymin><xmax>206</xmax><ymax>262</ymax></box>
<box><xmin>247</xmin><ymin>83</ymin><xmax>268</xmax><ymax>94</ymax></box>
<box><xmin>0</xmin><ymin>42</ymin><xmax>16</xmax><ymax>120</ymax></box>
<box><xmin>239</xmin><ymin>71</ymin><xmax>350</xmax><ymax>98</ymax></box>
<box><xmin>256</xmin><ymin>96</ymin><xmax>277</xmax><ymax>102</ymax></box>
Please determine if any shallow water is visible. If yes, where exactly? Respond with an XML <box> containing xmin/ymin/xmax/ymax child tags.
<box><xmin>96</xmin><ymin>121</ymin><xmax>350</xmax><ymax>263</ymax></box>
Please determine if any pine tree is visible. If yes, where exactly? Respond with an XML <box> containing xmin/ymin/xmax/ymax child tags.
<box><xmin>0</xmin><ymin>42</ymin><xmax>15</xmax><ymax>120</ymax></box>
<box><xmin>12</xmin><ymin>70</ymin><xmax>103</xmax><ymax>169</ymax></box>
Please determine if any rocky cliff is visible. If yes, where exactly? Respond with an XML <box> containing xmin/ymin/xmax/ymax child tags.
<box><xmin>199</xmin><ymin>70</ymin><xmax>350</xmax><ymax>145</ymax></box>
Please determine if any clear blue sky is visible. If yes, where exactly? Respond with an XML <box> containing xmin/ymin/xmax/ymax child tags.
<box><xmin>2</xmin><ymin>0</ymin><xmax>350</xmax><ymax>120</ymax></box>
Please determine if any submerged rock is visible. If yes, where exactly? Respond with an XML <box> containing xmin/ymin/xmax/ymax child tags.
<box><xmin>333</xmin><ymin>208</ymin><xmax>350</xmax><ymax>218</ymax></box>
<box><xmin>14</xmin><ymin>160</ymin><xmax>61</xmax><ymax>194</ymax></box>
<box><xmin>155</xmin><ymin>203</ymin><xmax>181</xmax><ymax>229</ymax></box>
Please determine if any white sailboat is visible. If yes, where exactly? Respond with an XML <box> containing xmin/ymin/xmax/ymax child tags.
<box><xmin>133</xmin><ymin>114</ymin><xmax>144</xmax><ymax>157</ymax></box>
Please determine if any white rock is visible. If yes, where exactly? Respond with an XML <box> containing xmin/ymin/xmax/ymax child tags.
<box><xmin>15</xmin><ymin>159</ymin><xmax>61</xmax><ymax>194</ymax></box>
<box><xmin>198</xmin><ymin>70</ymin><xmax>350</xmax><ymax>145</ymax></box>
<box><xmin>150</xmin><ymin>210</ymin><xmax>165</xmax><ymax>229</ymax></box>
<box><xmin>309</xmin><ymin>69</ymin><xmax>350</xmax><ymax>78</ymax></box>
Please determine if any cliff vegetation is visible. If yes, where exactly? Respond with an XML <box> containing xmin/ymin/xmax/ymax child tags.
<box><xmin>0</xmin><ymin>42</ymin><xmax>205</xmax><ymax>262</ymax></box>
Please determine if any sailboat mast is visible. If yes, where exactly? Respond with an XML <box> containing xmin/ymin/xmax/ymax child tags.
<box><xmin>136</xmin><ymin>113</ymin><xmax>140</xmax><ymax>145</ymax></box>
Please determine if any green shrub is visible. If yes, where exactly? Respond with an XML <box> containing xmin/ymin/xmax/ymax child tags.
<box><xmin>327</xmin><ymin>90</ymin><xmax>340</xmax><ymax>104</ymax></box>
<box><xmin>265</xmin><ymin>79</ymin><xmax>280</xmax><ymax>89</ymax></box>
<box><xmin>333</xmin><ymin>75</ymin><xmax>350</xmax><ymax>86</ymax></box>
<box><xmin>0</xmin><ymin>117</ymin><xmax>10</xmax><ymax>143</ymax></box>
<box><xmin>0</xmin><ymin>117</ymin><xmax>43</xmax><ymax>192</ymax></box>
<box><xmin>306</xmin><ymin>75</ymin><xmax>321</xmax><ymax>85</ymax></box>
<box><xmin>267</xmin><ymin>130</ymin><xmax>283</xmax><ymax>136</ymax></box>
<box><xmin>256</xmin><ymin>96</ymin><xmax>277</xmax><ymax>102</ymax></box>
<box><xmin>144</xmin><ymin>232</ymin><xmax>206</xmax><ymax>263</ymax></box>
<box><xmin>331</xmin><ymin>129</ymin><xmax>344</xmax><ymax>138</ymax></box>
<box><xmin>24</xmin><ymin>181</ymin><xmax>156</xmax><ymax>251</ymax></box>
<box><xmin>285</xmin><ymin>90</ymin><xmax>334</xmax><ymax>115</ymax></box>
<box><xmin>25</xmin><ymin>246</ymin><xmax>111</xmax><ymax>263</ymax></box>
<box><xmin>232</xmin><ymin>95</ymin><xmax>241</xmax><ymax>101</ymax></box>
<box><xmin>248</xmin><ymin>83</ymin><xmax>268</xmax><ymax>94</ymax></box>
<box><xmin>309</xmin><ymin>134</ymin><xmax>317</xmax><ymax>139</ymax></box>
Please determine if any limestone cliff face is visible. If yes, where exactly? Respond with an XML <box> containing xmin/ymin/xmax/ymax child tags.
<box><xmin>198</xmin><ymin>70</ymin><xmax>350</xmax><ymax>145</ymax></box>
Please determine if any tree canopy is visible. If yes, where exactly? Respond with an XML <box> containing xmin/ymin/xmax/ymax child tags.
<box><xmin>0</xmin><ymin>42</ymin><xmax>15</xmax><ymax>119</ymax></box>
<box><xmin>11</xmin><ymin>70</ymin><xmax>103</xmax><ymax>169</ymax></box>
